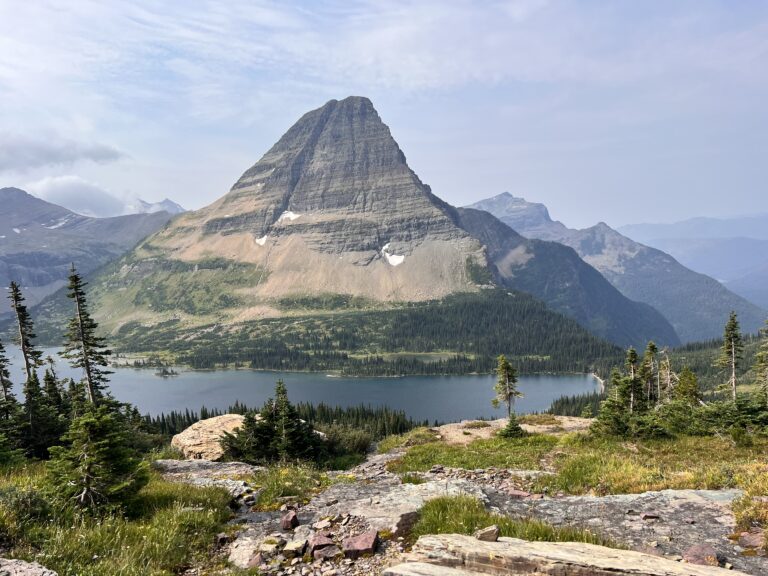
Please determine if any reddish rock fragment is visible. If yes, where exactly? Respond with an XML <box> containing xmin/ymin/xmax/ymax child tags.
<box><xmin>343</xmin><ymin>530</ymin><xmax>380</xmax><ymax>559</ymax></box>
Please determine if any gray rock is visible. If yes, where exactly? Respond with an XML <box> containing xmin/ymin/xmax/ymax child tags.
<box><xmin>473</xmin><ymin>524</ymin><xmax>500</xmax><ymax>542</ymax></box>
<box><xmin>0</xmin><ymin>559</ymin><xmax>59</xmax><ymax>576</ymax></box>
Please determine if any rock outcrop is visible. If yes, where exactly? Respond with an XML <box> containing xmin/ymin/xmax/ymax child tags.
<box><xmin>388</xmin><ymin>534</ymin><xmax>751</xmax><ymax>576</ymax></box>
<box><xmin>0</xmin><ymin>559</ymin><xmax>59</xmax><ymax>576</ymax></box>
<box><xmin>170</xmin><ymin>414</ymin><xmax>245</xmax><ymax>460</ymax></box>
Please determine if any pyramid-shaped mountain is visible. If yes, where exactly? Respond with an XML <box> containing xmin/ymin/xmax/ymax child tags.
<box><xmin>64</xmin><ymin>97</ymin><xmax>678</xmax><ymax>350</ymax></box>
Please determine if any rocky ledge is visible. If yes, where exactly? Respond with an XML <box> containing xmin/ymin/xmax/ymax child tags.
<box><xmin>153</xmin><ymin>451</ymin><xmax>766</xmax><ymax>576</ymax></box>
<box><xmin>0</xmin><ymin>558</ymin><xmax>59</xmax><ymax>576</ymax></box>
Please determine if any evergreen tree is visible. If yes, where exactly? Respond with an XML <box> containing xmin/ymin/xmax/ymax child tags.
<box><xmin>0</xmin><ymin>432</ymin><xmax>21</xmax><ymax>466</ymax></box>
<box><xmin>19</xmin><ymin>371</ymin><xmax>61</xmax><ymax>459</ymax></box>
<box><xmin>493</xmin><ymin>355</ymin><xmax>524</xmax><ymax>437</ymax></box>
<box><xmin>673</xmin><ymin>367</ymin><xmax>700</xmax><ymax>405</ymax></box>
<box><xmin>624</xmin><ymin>348</ymin><xmax>643</xmax><ymax>413</ymax></box>
<box><xmin>715</xmin><ymin>312</ymin><xmax>744</xmax><ymax>401</ymax></box>
<box><xmin>639</xmin><ymin>342</ymin><xmax>659</xmax><ymax>405</ymax></box>
<box><xmin>60</xmin><ymin>265</ymin><xmax>113</xmax><ymax>405</ymax></box>
<box><xmin>8</xmin><ymin>282</ymin><xmax>42</xmax><ymax>382</ymax></box>
<box><xmin>754</xmin><ymin>320</ymin><xmax>768</xmax><ymax>408</ymax></box>
<box><xmin>592</xmin><ymin>369</ymin><xmax>630</xmax><ymax>436</ymax></box>
<box><xmin>48</xmin><ymin>405</ymin><xmax>148</xmax><ymax>510</ymax></box>
<box><xmin>221</xmin><ymin>381</ymin><xmax>321</xmax><ymax>464</ymax></box>
<box><xmin>0</xmin><ymin>339</ymin><xmax>21</xmax><ymax>446</ymax></box>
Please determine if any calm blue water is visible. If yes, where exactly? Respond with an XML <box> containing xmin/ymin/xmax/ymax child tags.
<box><xmin>4</xmin><ymin>348</ymin><xmax>598</xmax><ymax>422</ymax></box>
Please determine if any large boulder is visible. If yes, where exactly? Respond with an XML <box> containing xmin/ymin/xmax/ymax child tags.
<box><xmin>0</xmin><ymin>559</ymin><xmax>59</xmax><ymax>576</ymax></box>
<box><xmin>171</xmin><ymin>414</ymin><xmax>245</xmax><ymax>460</ymax></box>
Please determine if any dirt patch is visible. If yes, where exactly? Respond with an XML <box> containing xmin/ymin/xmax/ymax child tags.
<box><xmin>433</xmin><ymin>416</ymin><xmax>592</xmax><ymax>446</ymax></box>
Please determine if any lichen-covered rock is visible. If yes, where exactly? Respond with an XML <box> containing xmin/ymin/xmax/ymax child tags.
<box><xmin>0</xmin><ymin>559</ymin><xmax>59</xmax><ymax>576</ymax></box>
<box><xmin>171</xmin><ymin>414</ymin><xmax>245</xmax><ymax>460</ymax></box>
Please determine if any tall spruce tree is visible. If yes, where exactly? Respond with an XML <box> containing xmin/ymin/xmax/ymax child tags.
<box><xmin>674</xmin><ymin>367</ymin><xmax>700</xmax><ymax>405</ymax></box>
<box><xmin>624</xmin><ymin>347</ymin><xmax>642</xmax><ymax>414</ymax></box>
<box><xmin>493</xmin><ymin>355</ymin><xmax>524</xmax><ymax>437</ymax></box>
<box><xmin>0</xmin><ymin>339</ymin><xmax>21</xmax><ymax>446</ymax></box>
<box><xmin>60</xmin><ymin>265</ymin><xmax>112</xmax><ymax>405</ymax></box>
<box><xmin>9</xmin><ymin>282</ymin><xmax>42</xmax><ymax>382</ymax></box>
<box><xmin>755</xmin><ymin>319</ymin><xmax>768</xmax><ymax>408</ymax></box>
<box><xmin>715</xmin><ymin>312</ymin><xmax>744</xmax><ymax>401</ymax></box>
<box><xmin>639</xmin><ymin>342</ymin><xmax>659</xmax><ymax>405</ymax></box>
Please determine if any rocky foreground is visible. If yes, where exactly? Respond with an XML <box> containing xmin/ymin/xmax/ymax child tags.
<box><xmin>149</xmin><ymin>445</ymin><xmax>766</xmax><ymax>576</ymax></box>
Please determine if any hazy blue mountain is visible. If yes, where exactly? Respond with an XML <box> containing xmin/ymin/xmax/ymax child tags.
<box><xmin>469</xmin><ymin>192</ymin><xmax>767</xmax><ymax>342</ymax></box>
<box><xmin>0</xmin><ymin>187</ymin><xmax>173</xmax><ymax>314</ymax></box>
<box><xmin>619</xmin><ymin>214</ymin><xmax>768</xmax><ymax>243</ymax></box>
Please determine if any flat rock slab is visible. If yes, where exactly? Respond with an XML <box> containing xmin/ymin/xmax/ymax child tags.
<box><xmin>152</xmin><ymin>459</ymin><xmax>261</xmax><ymax>499</ymax></box>
<box><xmin>306</xmin><ymin>478</ymin><xmax>487</xmax><ymax>535</ymax></box>
<box><xmin>0</xmin><ymin>559</ymin><xmax>59</xmax><ymax>576</ymax></box>
<box><xmin>490</xmin><ymin>488</ymin><xmax>765</xmax><ymax>575</ymax></box>
<box><xmin>385</xmin><ymin>562</ymin><xmax>488</xmax><ymax>576</ymax></box>
<box><xmin>406</xmin><ymin>533</ymin><xmax>751</xmax><ymax>576</ymax></box>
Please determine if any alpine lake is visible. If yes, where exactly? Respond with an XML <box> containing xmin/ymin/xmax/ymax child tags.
<box><xmin>6</xmin><ymin>348</ymin><xmax>599</xmax><ymax>423</ymax></box>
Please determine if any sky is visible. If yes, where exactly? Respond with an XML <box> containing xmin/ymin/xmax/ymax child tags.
<box><xmin>0</xmin><ymin>1</ymin><xmax>766</xmax><ymax>228</ymax></box>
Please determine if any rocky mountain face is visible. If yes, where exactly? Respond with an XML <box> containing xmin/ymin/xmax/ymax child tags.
<box><xmin>456</xmin><ymin>208</ymin><xmax>680</xmax><ymax>347</ymax></box>
<box><xmin>469</xmin><ymin>193</ymin><xmax>767</xmax><ymax>342</ymax></box>
<box><xmin>71</xmin><ymin>97</ymin><xmax>677</xmax><ymax>349</ymax></box>
<box><xmin>0</xmin><ymin>187</ymin><xmax>173</xmax><ymax>314</ymax></box>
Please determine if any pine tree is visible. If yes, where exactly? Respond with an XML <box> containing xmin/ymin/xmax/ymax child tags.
<box><xmin>715</xmin><ymin>312</ymin><xmax>744</xmax><ymax>401</ymax></box>
<box><xmin>639</xmin><ymin>342</ymin><xmax>659</xmax><ymax>405</ymax></box>
<box><xmin>493</xmin><ymin>355</ymin><xmax>524</xmax><ymax>437</ymax></box>
<box><xmin>60</xmin><ymin>265</ymin><xmax>113</xmax><ymax>405</ymax></box>
<box><xmin>754</xmin><ymin>320</ymin><xmax>768</xmax><ymax>408</ymax></box>
<box><xmin>8</xmin><ymin>282</ymin><xmax>42</xmax><ymax>382</ymax></box>
<box><xmin>593</xmin><ymin>368</ymin><xmax>630</xmax><ymax>436</ymax></box>
<box><xmin>48</xmin><ymin>405</ymin><xmax>149</xmax><ymax>510</ymax></box>
<box><xmin>19</xmin><ymin>371</ymin><xmax>61</xmax><ymax>459</ymax></box>
<box><xmin>0</xmin><ymin>339</ymin><xmax>21</xmax><ymax>445</ymax></box>
<box><xmin>0</xmin><ymin>432</ymin><xmax>21</xmax><ymax>466</ymax></box>
<box><xmin>624</xmin><ymin>348</ymin><xmax>642</xmax><ymax>413</ymax></box>
<box><xmin>674</xmin><ymin>367</ymin><xmax>700</xmax><ymax>405</ymax></box>
<box><xmin>221</xmin><ymin>381</ymin><xmax>320</xmax><ymax>464</ymax></box>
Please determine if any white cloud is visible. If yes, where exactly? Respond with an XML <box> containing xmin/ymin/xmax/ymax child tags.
<box><xmin>25</xmin><ymin>175</ymin><xmax>132</xmax><ymax>217</ymax></box>
<box><xmin>0</xmin><ymin>134</ymin><xmax>124</xmax><ymax>173</ymax></box>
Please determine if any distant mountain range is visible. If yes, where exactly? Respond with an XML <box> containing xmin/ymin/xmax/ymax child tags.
<box><xmin>468</xmin><ymin>193</ymin><xmax>766</xmax><ymax>342</ymax></box>
<box><xmin>0</xmin><ymin>187</ymin><xmax>174</xmax><ymax>314</ymax></box>
<box><xmin>618</xmin><ymin>215</ymin><xmax>768</xmax><ymax>311</ymax></box>
<box><xmin>132</xmin><ymin>198</ymin><xmax>186</xmax><ymax>215</ymax></box>
<box><xmin>34</xmin><ymin>96</ymin><xmax>679</xmax><ymax>353</ymax></box>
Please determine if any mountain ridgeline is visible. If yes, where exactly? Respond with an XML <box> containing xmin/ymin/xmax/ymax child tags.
<box><xmin>0</xmin><ymin>187</ymin><xmax>174</xmax><ymax>315</ymax></box>
<box><xmin>469</xmin><ymin>193</ymin><xmax>766</xmax><ymax>343</ymax></box>
<box><xmin>33</xmin><ymin>97</ymin><xmax>680</xmax><ymax>370</ymax></box>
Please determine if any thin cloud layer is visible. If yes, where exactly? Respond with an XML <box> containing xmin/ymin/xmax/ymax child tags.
<box><xmin>0</xmin><ymin>135</ymin><xmax>124</xmax><ymax>173</ymax></box>
<box><xmin>27</xmin><ymin>175</ymin><xmax>130</xmax><ymax>218</ymax></box>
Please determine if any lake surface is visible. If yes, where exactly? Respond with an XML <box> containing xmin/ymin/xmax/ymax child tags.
<box><xmin>4</xmin><ymin>348</ymin><xmax>598</xmax><ymax>422</ymax></box>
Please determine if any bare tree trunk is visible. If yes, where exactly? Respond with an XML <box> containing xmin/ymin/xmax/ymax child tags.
<box><xmin>731</xmin><ymin>338</ymin><xmax>737</xmax><ymax>401</ymax></box>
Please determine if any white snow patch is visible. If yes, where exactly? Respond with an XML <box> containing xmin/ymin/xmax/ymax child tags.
<box><xmin>12</xmin><ymin>228</ymin><xmax>20</xmax><ymax>234</ymax></box>
<box><xmin>381</xmin><ymin>242</ymin><xmax>406</xmax><ymax>266</ymax></box>
<box><xmin>44</xmin><ymin>216</ymin><xmax>73</xmax><ymax>230</ymax></box>
<box><xmin>256</xmin><ymin>235</ymin><xmax>268</xmax><ymax>246</ymax></box>
<box><xmin>278</xmin><ymin>211</ymin><xmax>300</xmax><ymax>222</ymax></box>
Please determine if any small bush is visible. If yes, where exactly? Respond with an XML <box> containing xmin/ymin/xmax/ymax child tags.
<box><xmin>400</xmin><ymin>473</ymin><xmax>426</xmax><ymax>485</ymax></box>
<box><xmin>377</xmin><ymin>428</ymin><xmax>438</xmax><ymax>454</ymax></box>
<box><xmin>518</xmin><ymin>414</ymin><xmax>560</xmax><ymax>426</ymax></box>
<box><xmin>252</xmin><ymin>464</ymin><xmax>329</xmax><ymax>510</ymax></box>
<box><xmin>462</xmin><ymin>421</ymin><xmax>491</xmax><ymax>429</ymax></box>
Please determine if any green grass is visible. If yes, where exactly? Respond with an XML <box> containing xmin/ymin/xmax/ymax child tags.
<box><xmin>387</xmin><ymin>435</ymin><xmax>558</xmax><ymax>473</ymax></box>
<box><xmin>518</xmin><ymin>414</ymin><xmax>561</xmax><ymax>426</ymax></box>
<box><xmin>462</xmin><ymin>420</ymin><xmax>492</xmax><ymax>429</ymax></box>
<box><xmin>377</xmin><ymin>427</ymin><xmax>439</xmax><ymax>454</ymax></box>
<box><xmin>251</xmin><ymin>464</ymin><xmax>330</xmax><ymax>510</ymax></box>
<box><xmin>0</xmin><ymin>466</ymin><xmax>233</xmax><ymax>576</ymax></box>
<box><xmin>411</xmin><ymin>496</ymin><xmax>616</xmax><ymax>547</ymax></box>
<box><xmin>535</xmin><ymin>434</ymin><xmax>768</xmax><ymax>496</ymax></box>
